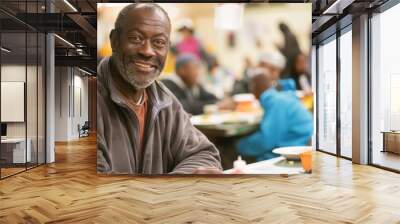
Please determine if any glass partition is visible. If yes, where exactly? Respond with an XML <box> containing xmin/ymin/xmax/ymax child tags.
<box><xmin>339</xmin><ymin>28</ymin><xmax>352</xmax><ymax>158</ymax></box>
<box><xmin>1</xmin><ymin>30</ymin><xmax>28</xmax><ymax>177</ymax></box>
<box><xmin>371</xmin><ymin>3</ymin><xmax>400</xmax><ymax>171</ymax></box>
<box><xmin>0</xmin><ymin>0</ymin><xmax>46</xmax><ymax>179</ymax></box>
<box><xmin>317</xmin><ymin>35</ymin><xmax>337</xmax><ymax>155</ymax></box>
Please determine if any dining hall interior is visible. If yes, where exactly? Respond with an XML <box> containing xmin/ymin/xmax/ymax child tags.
<box><xmin>1</xmin><ymin>0</ymin><xmax>400</xmax><ymax>223</ymax></box>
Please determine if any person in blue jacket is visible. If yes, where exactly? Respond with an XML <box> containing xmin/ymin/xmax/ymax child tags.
<box><xmin>236</xmin><ymin>67</ymin><xmax>313</xmax><ymax>161</ymax></box>
<box><xmin>259</xmin><ymin>52</ymin><xmax>296</xmax><ymax>91</ymax></box>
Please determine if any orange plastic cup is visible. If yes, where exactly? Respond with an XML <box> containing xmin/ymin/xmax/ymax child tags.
<box><xmin>300</xmin><ymin>151</ymin><xmax>312</xmax><ymax>173</ymax></box>
<box><xmin>235</xmin><ymin>101</ymin><xmax>253</xmax><ymax>112</ymax></box>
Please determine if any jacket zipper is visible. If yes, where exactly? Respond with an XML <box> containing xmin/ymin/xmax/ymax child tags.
<box><xmin>140</xmin><ymin>98</ymin><xmax>173</xmax><ymax>173</ymax></box>
<box><xmin>140</xmin><ymin>106</ymin><xmax>160</xmax><ymax>173</ymax></box>
<box><xmin>117</xmin><ymin>103</ymin><xmax>140</xmax><ymax>173</ymax></box>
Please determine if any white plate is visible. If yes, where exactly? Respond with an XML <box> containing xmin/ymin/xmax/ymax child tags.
<box><xmin>272</xmin><ymin>146</ymin><xmax>312</xmax><ymax>160</ymax></box>
<box><xmin>233</xmin><ymin>93</ymin><xmax>255</xmax><ymax>102</ymax></box>
<box><xmin>190</xmin><ymin>115</ymin><xmax>224</xmax><ymax>126</ymax></box>
<box><xmin>190</xmin><ymin>110</ymin><xmax>264</xmax><ymax>127</ymax></box>
<box><xmin>223</xmin><ymin>157</ymin><xmax>304</xmax><ymax>174</ymax></box>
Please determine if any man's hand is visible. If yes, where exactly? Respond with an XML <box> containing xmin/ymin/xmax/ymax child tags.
<box><xmin>193</xmin><ymin>167</ymin><xmax>223</xmax><ymax>174</ymax></box>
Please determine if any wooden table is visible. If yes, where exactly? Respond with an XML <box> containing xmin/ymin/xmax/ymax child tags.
<box><xmin>191</xmin><ymin>111</ymin><xmax>262</xmax><ymax>169</ymax></box>
<box><xmin>191</xmin><ymin>111</ymin><xmax>263</xmax><ymax>138</ymax></box>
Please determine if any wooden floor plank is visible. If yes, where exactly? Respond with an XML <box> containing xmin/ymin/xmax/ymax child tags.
<box><xmin>0</xmin><ymin>135</ymin><xmax>400</xmax><ymax>223</ymax></box>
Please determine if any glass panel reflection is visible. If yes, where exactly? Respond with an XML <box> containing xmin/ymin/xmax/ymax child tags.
<box><xmin>1</xmin><ymin>30</ymin><xmax>28</xmax><ymax>177</ymax></box>
<box><xmin>317</xmin><ymin>37</ymin><xmax>337</xmax><ymax>154</ymax></box>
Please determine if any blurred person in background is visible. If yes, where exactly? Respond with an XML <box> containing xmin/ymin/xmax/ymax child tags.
<box><xmin>236</xmin><ymin>67</ymin><xmax>313</xmax><ymax>161</ymax></box>
<box><xmin>232</xmin><ymin>56</ymin><xmax>253</xmax><ymax>95</ymax></box>
<box><xmin>276</xmin><ymin>22</ymin><xmax>301</xmax><ymax>77</ymax></box>
<box><xmin>291</xmin><ymin>52</ymin><xmax>312</xmax><ymax>93</ymax></box>
<box><xmin>259</xmin><ymin>52</ymin><xmax>296</xmax><ymax>91</ymax></box>
<box><xmin>202</xmin><ymin>55</ymin><xmax>235</xmax><ymax>99</ymax></box>
<box><xmin>171</xmin><ymin>18</ymin><xmax>210</xmax><ymax>64</ymax></box>
<box><xmin>162</xmin><ymin>54</ymin><xmax>217</xmax><ymax>115</ymax></box>
<box><xmin>162</xmin><ymin>54</ymin><xmax>235</xmax><ymax>115</ymax></box>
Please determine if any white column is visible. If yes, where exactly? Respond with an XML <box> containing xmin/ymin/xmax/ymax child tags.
<box><xmin>45</xmin><ymin>0</ymin><xmax>55</xmax><ymax>163</ymax></box>
<box><xmin>352</xmin><ymin>14</ymin><xmax>369</xmax><ymax>164</ymax></box>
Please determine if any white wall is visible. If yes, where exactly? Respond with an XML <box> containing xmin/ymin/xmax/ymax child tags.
<box><xmin>1</xmin><ymin>65</ymin><xmax>33</xmax><ymax>137</ymax></box>
<box><xmin>54</xmin><ymin>67</ymin><xmax>89</xmax><ymax>141</ymax></box>
<box><xmin>55</xmin><ymin>66</ymin><xmax>69</xmax><ymax>141</ymax></box>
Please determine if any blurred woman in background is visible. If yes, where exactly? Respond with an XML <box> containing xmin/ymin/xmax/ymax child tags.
<box><xmin>291</xmin><ymin>52</ymin><xmax>312</xmax><ymax>93</ymax></box>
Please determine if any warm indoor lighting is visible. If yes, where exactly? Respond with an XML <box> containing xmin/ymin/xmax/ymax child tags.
<box><xmin>214</xmin><ymin>4</ymin><xmax>244</xmax><ymax>31</ymax></box>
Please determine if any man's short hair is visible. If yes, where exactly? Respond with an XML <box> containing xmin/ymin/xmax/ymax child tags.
<box><xmin>175</xmin><ymin>53</ymin><xmax>198</xmax><ymax>72</ymax></box>
<box><xmin>114</xmin><ymin>3</ymin><xmax>171</xmax><ymax>32</ymax></box>
<box><xmin>259</xmin><ymin>52</ymin><xmax>286</xmax><ymax>69</ymax></box>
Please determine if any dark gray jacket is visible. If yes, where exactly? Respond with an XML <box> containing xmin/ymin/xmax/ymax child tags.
<box><xmin>97</xmin><ymin>57</ymin><xmax>222</xmax><ymax>174</ymax></box>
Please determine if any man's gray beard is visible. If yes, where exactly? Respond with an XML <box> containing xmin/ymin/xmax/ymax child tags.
<box><xmin>113</xmin><ymin>52</ymin><xmax>157</xmax><ymax>89</ymax></box>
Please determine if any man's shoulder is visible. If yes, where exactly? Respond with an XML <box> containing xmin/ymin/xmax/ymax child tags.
<box><xmin>276</xmin><ymin>91</ymin><xmax>299</xmax><ymax>105</ymax></box>
<box><xmin>278</xmin><ymin>78</ymin><xmax>296</xmax><ymax>91</ymax></box>
<box><xmin>154</xmin><ymin>80</ymin><xmax>175</xmax><ymax>97</ymax></box>
<box><xmin>97</xmin><ymin>57</ymin><xmax>111</xmax><ymax>96</ymax></box>
<box><xmin>260</xmin><ymin>88</ymin><xmax>294</xmax><ymax>105</ymax></box>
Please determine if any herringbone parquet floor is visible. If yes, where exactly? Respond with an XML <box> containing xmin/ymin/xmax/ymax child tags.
<box><xmin>1</xmin><ymin>135</ymin><xmax>400</xmax><ymax>224</ymax></box>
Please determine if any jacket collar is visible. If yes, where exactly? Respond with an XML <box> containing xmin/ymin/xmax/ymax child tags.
<box><xmin>259</xmin><ymin>88</ymin><xmax>278</xmax><ymax>108</ymax></box>
<box><xmin>98</xmin><ymin>57</ymin><xmax>172</xmax><ymax>111</ymax></box>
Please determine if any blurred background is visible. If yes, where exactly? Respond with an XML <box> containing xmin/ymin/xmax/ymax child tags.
<box><xmin>98</xmin><ymin>3</ymin><xmax>311</xmax><ymax>79</ymax></box>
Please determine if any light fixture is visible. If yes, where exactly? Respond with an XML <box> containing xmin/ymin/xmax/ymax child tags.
<box><xmin>78</xmin><ymin>67</ymin><xmax>92</xmax><ymax>76</ymax></box>
<box><xmin>322</xmin><ymin>0</ymin><xmax>354</xmax><ymax>15</ymax></box>
<box><xmin>54</xmin><ymin>34</ymin><xmax>75</xmax><ymax>48</ymax></box>
<box><xmin>214</xmin><ymin>4</ymin><xmax>244</xmax><ymax>31</ymax></box>
<box><xmin>1</xmin><ymin>47</ymin><xmax>11</xmax><ymax>53</ymax></box>
<box><xmin>63</xmin><ymin>0</ymin><xmax>78</xmax><ymax>12</ymax></box>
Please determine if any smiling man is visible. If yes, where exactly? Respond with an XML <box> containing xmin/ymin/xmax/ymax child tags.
<box><xmin>97</xmin><ymin>3</ymin><xmax>222</xmax><ymax>174</ymax></box>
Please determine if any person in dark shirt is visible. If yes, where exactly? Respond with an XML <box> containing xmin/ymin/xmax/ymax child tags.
<box><xmin>161</xmin><ymin>54</ymin><xmax>218</xmax><ymax>115</ymax></box>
